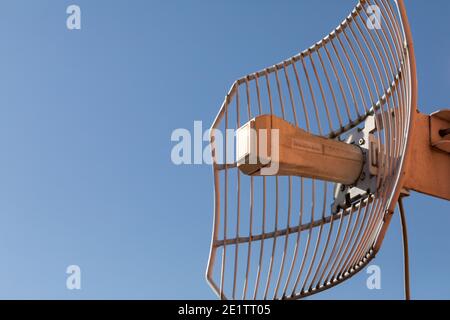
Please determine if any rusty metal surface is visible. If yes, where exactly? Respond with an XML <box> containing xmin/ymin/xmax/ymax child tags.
<box><xmin>207</xmin><ymin>0</ymin><xmax>415</xmax><ymax>300</ymax></box>
<box><xmin>430</xmin><ymin>109</ymin><xmax>450</xmax><ymax>153</ymax></box>
<box><xmin>404</xmin><ymin>111</ymin><xmax>450</xmax><ymax>200</ymax></box>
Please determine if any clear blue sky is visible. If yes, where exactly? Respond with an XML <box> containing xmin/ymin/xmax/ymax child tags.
<box><xmin>0</xmin><ymin>0</ymin><xmax>448</xmax><ymax>299</ymax></box>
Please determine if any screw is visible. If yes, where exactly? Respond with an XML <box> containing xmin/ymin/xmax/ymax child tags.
<box><xmin>383</xmin><ymin>209</ymin><xmax>392</xmax><ymax>222</ymax></box>
<box><xmin>358</xmin><ymin>138</ymin><xmax>365</xmax><ymax>145</ymax></box>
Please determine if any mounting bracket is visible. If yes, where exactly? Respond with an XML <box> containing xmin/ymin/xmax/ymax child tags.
<box><xmin>332</xmin><ymin>115</ymin><xmax>378</xmax><ymax>214</ymax></box>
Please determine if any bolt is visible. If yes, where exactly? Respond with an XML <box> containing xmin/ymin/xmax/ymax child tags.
<box><xmin>358</xmin><ymin>138</ymin><xmax>365</xmax><ymax>145</ymax></box>
<box><xmin>382</xmin><ymin>209</ymin><xmax>393</xmax><ymax>222</ymax></box>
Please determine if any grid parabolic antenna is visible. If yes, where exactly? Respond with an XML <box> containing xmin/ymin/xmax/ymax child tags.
<box><xmin>206</xmin><ymin>0</ymin><xmax>450</xmax><ymax>300</ymax></box>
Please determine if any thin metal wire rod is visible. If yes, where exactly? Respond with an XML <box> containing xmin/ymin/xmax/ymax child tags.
<box><xmin>252</xmin><ymin>76</ymin><xmax>266</xmax><ymax>299</ymax></box>
<box><xmin>242</xmin><ymin>174</ymin><xmax>253</xmax><ymax>299</ymax></box>
<box><xmin>263</xmin><ymin>176</ymin><xmax>279</xmax><ymax>300</ymax></box>
<box><xmin>245</xmin><ymin>77</ymin><xmax>252</xmax><ymax>117</ymax></box>
<box><xmin>360</xmin><ymin>6</ymin><xmax>397</xmax><ymax>80</ymax></box>
<box><xmin>351</xmin><ymin>11</ymin><xmax>391</xmax><ymax>201</ymax></box>
<box><xmin>359</xmin><ymin>6</ymin><xmax>398</xmax><ymax>180</ymax></box>
<box><xmin>242</xmin><ymin>78</ymin><xmax>254</xmax><ymax>300</ymax></box>
<box><xmin>390</xmin><ymin>62</ymin><xmax>405</xmax><ymax>155</ymax></box>
<box><xmin>357</xmin><ymin>82</ymin><xmax>396</xmax><ymax>263</ymax></box>
<box><xmin>398</xmin><ymin>196</ymin><xmax>411</xmax><ymax>300</ymax></box>
<box><xmin>315</xmin><ymin>48</ymin><xmax>344</xmax><ymax>128</ymax></box>
<box><xmin>383</xmin><ymin>76</ymin><xmax>401</xmax><ymax>165</ymax></box>
<box><xmin>309</xmin><ymin>54</ymin><xmax>334</xmax><ymax>132</ymax></box>
<box><xmin>355</xmin><ymin>8</ymin><xmax>396</xmax><ymax>156</ymax></box>
<box><xmin>291</xmin><ymin>62</ymin><xmax>311</xmax><ymax>131</ymax></box>
<box><xmin>396</xmin><ymin>69</ymin><xmax>407</xmax><ymax>158</ymax></box>
<box><xmin>271</xmin><ymin>70</ymin><xmax>293</xmax><ymax>299</ymax></box>
<box><xmin>372</xmin><ymin>0</ymin><xmax>403</xmax><ymax>73</ymax></box>
<box><xmin>291</xmin><ymin>179</ymin><xmax>316</xmax><ymax>294</ymax></box>
<box><xmin>280</xmin><ymin>61</ymin><xmax>312</xmax><ymax>295</ymax></box>
<box><xmin>338</xmin><ymin>26</ymin><xmax>390</xmax><ymax>192</ymax></box>
<box><xmin>373</xmin><ymin>0</ymin><xmax>407</xmax><ymax>159</ymax></box>
<box><xmin>230</xmin><ymin>2</ymin><xmax>367</xmax><ymax>86</ymax></box>
<box><xmin>264</xmin><ymin>70</ymin><xmax>274</xmax><ymax>115</ymax></box>
<box><xmin>323</xmin><ymin>68</ymin><xmax>401</xmax><ymax>139</ymax></box>
<box><xmin>288</xmin><ymin>251</ymin><xmax>376</xmax><ymax>300</ymax></box>
<box><xmin>282</xmin><ymin>177</ymin><xmax>305</xmax><ymax>297</ymax></box>
<box><xmin>283</xmin><ymin>62</ymin><xmax>299</xmax><ymax>126</ymax></box>
<box><xmin>384</xmin><ymin>0</ymin><xmax>407</xmax><ymax>57</ymax></box>
<box><xmin>358</xmin><ymin>178</ymin><xmax>395</xmax><ymax>269</ymax></box>
<box><xmin>220</xmin><ymin>97</ymin><xmax>230</xmax><ymax>300</ymax></box>
<box><xmin>354</xmin><ymin>191</ymin><xmax>388</xmax><ymax>264</ymax></box>
<box><xmin>340</xmin><ymin>197</ymin><xmax>373</xmax><ymax>276</ymax></box>
<box><xmin>300</xmin><ymin>182</ymin><xmax>329</xmax><ymax>292</ymax></box>
<box><xmin>388</xmin><ymin>61</ymin><xmax>408</xmax><ymax>156</ymax></box>
<box><xmin>254</xmin><ymin>77</ymin><xmax>263</xmax><ymax>115</ymax></box>
<box><xmin>253</xmin><ymin>176</ymin><xmax>266</xmax><ymax>299</ymax></box>
<box><xmin>322</xmin><ymin>43</ymin><xmax>353</xmax><ymax>123</ymax></box>
<box><xmin>315</xmin><ymin>206</ymin><xmax>346</xmax><ymax>287</ymax></box>
<box><xmin>324</xmin><ymin>201</ymin><xmax>358</xmax><ymax>283</ymax></box>
<box><xmin>231</xmin><ymin>86</ymin><xmax>241</xmax><ymax>300</ymax></box>
<box><xmin>332</xmin><ymin>198</ymin><xmax>366</xmax><ymax>280</ymax></box>
<box><xmin>377</xmin><ymin>4</ymin><xmax>403</xmax><ymax>75</ymax></box>
<box><xmin>342</xmin><ymin>26</ymin><xmax>375</xmax><ymax>108</ymax></box>
<box><xmin>356</xmin><ymin>9</ymin><xmax>392</xmax><ymax>89</ymax></box>
<box><xmin>335</xmin><ymin>31</ymin><xmax>369</xmax><ymax>114</ymax></box>
<box><xmin>307</xmin><ymin>210</ymin><xmax>336</xmax><ymax>291</ymax></box>
<box><xmin>214</xmin><ymin>198</ymin><xmax>371</xmax><ymax>247</ymax></box>
<box><xmin>345</xmin><ymin>19</ymin><xmax>386</xmax><ymax>174</ymax></box>
<box><xmin>396</xmin><ymin>72</ymin><xmax>407</xmax><ymax>162</ymax></box>
<box><xmin>273</xmin><ymin>177</ymin><xmax>293</xmax><ymax>299</ymax></box>
<box><xmin>262</xmin><ymin>72</ymin><xmax>278</xmax><ymax>299</ymax></box>
<box><xmin>346</xmin><ymin>21</ymin><xmax>380</xmax><ymax>103</ymax></box>
<box><xmin>329</xmin><ymin>37</ymin><xmax>361</xmax><ymax>118</ymax></box>
<box><xmin>390</xmin><ymin>9</ymin><xmax>409</xmax><ymax>162</ymax></box>
<box><xmin>300</xmin><ymin>56</ymin><xmax>323</xmax><ymax>135</ymax></box>
<box><xmin>350</xmin><ymin>14</ymin><xmax>384</xmax><ymax>97</ymax></box>
<box><xmin>347</xmin><ymin>198</ymin><xmax>382</xmax><ymax>273</ymax></box>
<box><xmin>274</xmin><ymin>68</ymin><xmax>286</xmax><ymax>118</ymax></box>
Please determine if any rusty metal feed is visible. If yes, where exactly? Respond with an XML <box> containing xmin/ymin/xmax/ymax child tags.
<box><xmin>207</xmin><ymin>0</ymin><xmax>417</xmax><ymax>300</ymax></box>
